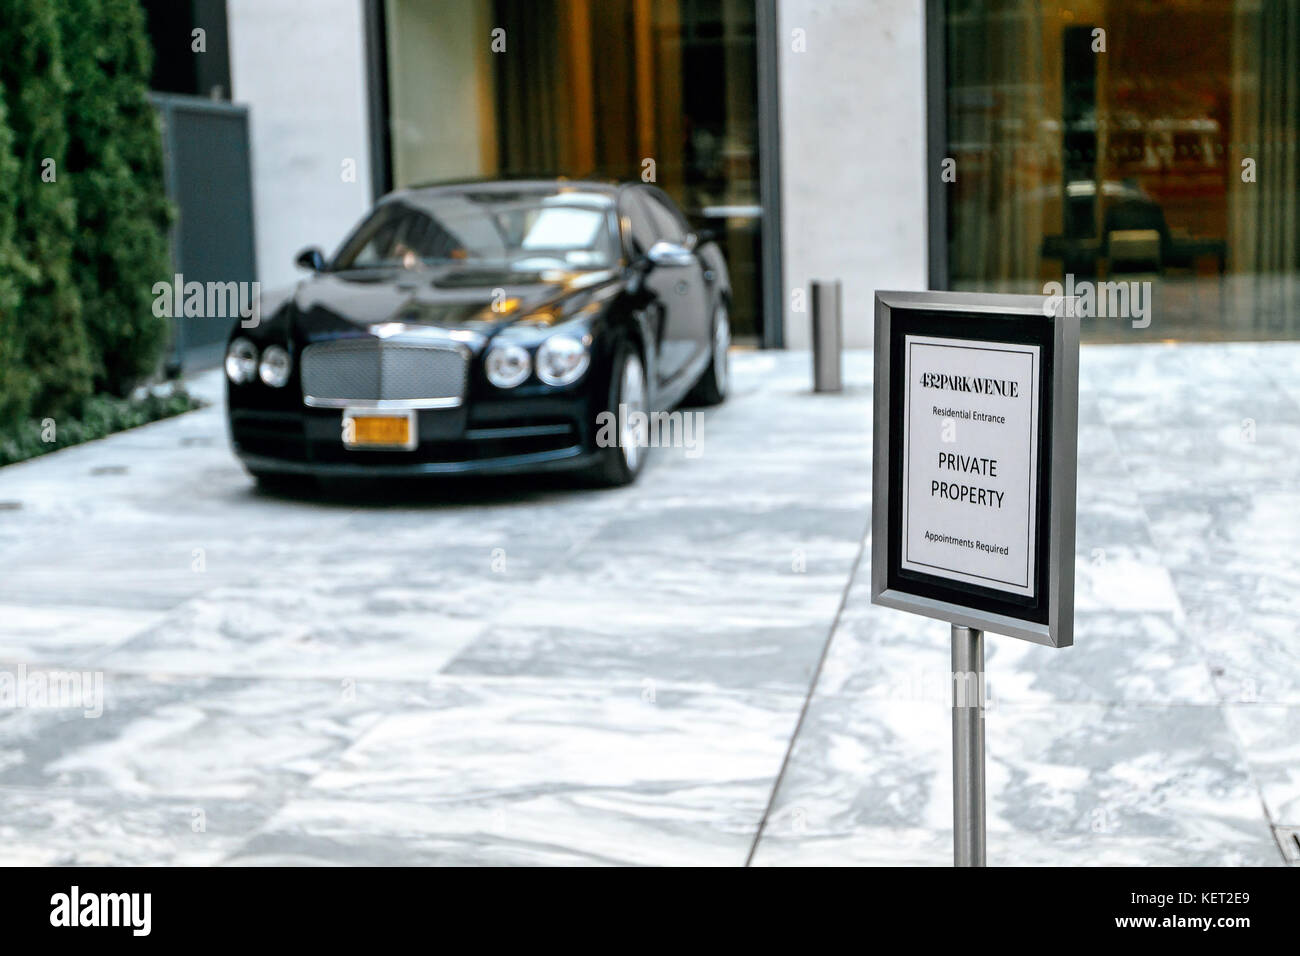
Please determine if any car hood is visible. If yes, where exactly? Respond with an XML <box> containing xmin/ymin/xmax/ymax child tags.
<box><xmin>286</xmin><ymin>265</ymin><xmax>622</xmax><ymax>348</ymax></box>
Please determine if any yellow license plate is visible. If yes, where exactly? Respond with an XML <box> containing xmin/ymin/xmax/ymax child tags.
<box><xmin>345</xmin><ymin>412</ymin><xmax>415</xmax><ymax>449</ymax></box>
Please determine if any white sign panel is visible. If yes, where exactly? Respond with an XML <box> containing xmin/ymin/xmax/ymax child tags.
<box><xmin>900</xmin><ymin>335</ymin><xmax>1040</xmax><ymax>597</ymax></box>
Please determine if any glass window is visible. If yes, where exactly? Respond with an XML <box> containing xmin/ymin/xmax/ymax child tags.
<box><xmin>942</xmin><ymin>1</ymin><xmax>1300</xmax><ymax>343</ymax></box>
<box><xmin>334</xmin><ymin>192</ymin><xmax>618</xmax><ymax>271</ymax></box>
<box><xmin>622</xmin><ymin>191</ymin><xmax>660</xmax><ymax>257</ymax></box>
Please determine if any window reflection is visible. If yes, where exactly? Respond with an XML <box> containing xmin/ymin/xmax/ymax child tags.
<box><xmin>383</xmin><ymin>0</ymin><xmax>765</xmax><ymax>340</ymax></box>
<box><xmin>334</xmin><ymin>193</ymin><xmax>618</xmax><ymax>271</ymax></box>
<box><xmin>945</xmin><ymin>1</ymin><xmax>1299</xmax><ymax>342</ymax></box>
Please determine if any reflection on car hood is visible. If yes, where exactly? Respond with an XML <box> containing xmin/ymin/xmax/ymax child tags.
<box><xmin>289</xmin><ymin>265</ymin><xmax>621</xmax><ymax>345</ymax></box>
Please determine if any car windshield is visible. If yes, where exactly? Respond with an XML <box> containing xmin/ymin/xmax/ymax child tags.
<box><xmin>332</xmin><ymin>190</ymin><xmax>619</xmax><ymax>272</ymax></box>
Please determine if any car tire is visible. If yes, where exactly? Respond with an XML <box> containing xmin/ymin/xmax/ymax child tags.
<box><xmin>588</xmin><ymin>340</ymin><xmax>649</xmax><ymax>487</ymax></box>
<box><xmin>684</xmin><ymin>300</ymin><xmax>729</xmax><ymax>407</ymax></box>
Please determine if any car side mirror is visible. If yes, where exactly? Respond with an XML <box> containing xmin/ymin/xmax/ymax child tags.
<box><xmin>296</xmin><ymin>246</ymin><xmax>326</xmax><ymax>272</ymax></box>
<box><xmin>646</xmin><ymin>240</ymin><xmax>694</xmax><ymax>269</ymax></box>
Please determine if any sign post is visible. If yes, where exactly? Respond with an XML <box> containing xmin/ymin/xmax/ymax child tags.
<box><xmin>950</xmin><ymin>623</ymin><xmax>985</xmax><ymax>867</ymax></box>
<box><xmin>872</xmin><ymin>291</ymin><xmax>1079</xmax><ymax>867</ymax></box>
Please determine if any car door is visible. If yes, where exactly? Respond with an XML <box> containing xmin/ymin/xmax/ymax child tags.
<box><xmin>641</xmin><ymin>188</ymin><xmax>712</xmax><ymax>390</ymax></box>
<box><xmin>623</xmin><ymin>187</ymin><xmax>709</xmax><ymax>392</ymax></box>
<box><xmin>620</xmin><ymin>188</ymin><xmax>668</xmax><ymax>390</ymax></box>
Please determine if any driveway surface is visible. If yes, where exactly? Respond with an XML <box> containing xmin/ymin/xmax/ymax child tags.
<box><xmin>0</xmin><ymin>345</ymin><xmax>1296</xmax><ymax>865</ymax></box>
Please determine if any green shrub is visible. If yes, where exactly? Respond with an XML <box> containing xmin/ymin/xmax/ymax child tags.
<box><xmin>0</xmin><ymin>88</ymin><xmax>38</xmax><ymax>426</ymax></box>
<box><xmin>0</xmin><ymin>385</ymin><xmax>201</xmax><ymax>467</ymax></box>
<box><xmin>59</xmin><ymin>0</ymin><xmax>174</xmax><ymax>397</ymax></box>
<box><xmin>0</xmin><ymin>0</ymin><xmax>95</xmax><ymax>424</ymax></box>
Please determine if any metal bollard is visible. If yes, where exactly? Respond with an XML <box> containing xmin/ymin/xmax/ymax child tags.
<box><xmin>811</xmin><ymin>280</ymin><xmax>843</xmax><ymax>393</ymax></box>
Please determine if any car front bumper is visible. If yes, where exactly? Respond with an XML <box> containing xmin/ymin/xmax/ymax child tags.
<box><xmin>228</xmin><ymin>397</ymin><xmax>601</xmax><ymax>478</ymax></box>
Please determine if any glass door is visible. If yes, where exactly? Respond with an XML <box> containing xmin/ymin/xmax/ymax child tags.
<box><xmin>383</xmin><ymin>0</ymin><xmax>767</xmax><ymax>342</ymax></box>
<box><xmin>675</xmin><ymin>0</ymin><xmax>764</xmax><ymax>344</ymax></box>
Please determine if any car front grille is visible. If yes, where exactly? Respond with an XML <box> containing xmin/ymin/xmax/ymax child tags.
<box><xmin>300</xmin><ymin>340</ymin><xmax>469</xmax><ymax>408</ymax></box>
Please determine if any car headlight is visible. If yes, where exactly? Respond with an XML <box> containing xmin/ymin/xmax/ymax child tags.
<box><xmin>485</xmin><ymin>343</ymin><xmax>531</xmax><ymax>388</ymax></box>
<box><xmin>536</xmin><ymin>334</ymin><xmax>590</xmax><ymax>386</ymax></box>
<box><xmin>225</xmin><ymin>338</ymin><xmax>258</xmax><ymax>384</ymax></box>
<box><xmin>259</xmin><ymin>345</ymin><xmax>292</xmax><ymax>387</ymax></box>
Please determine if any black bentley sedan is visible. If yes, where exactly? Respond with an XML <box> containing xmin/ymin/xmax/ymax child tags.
<box><xmin>225</xmin><ymin>179</ymin><xmax>730</xmax><ymax>488</ymax></box>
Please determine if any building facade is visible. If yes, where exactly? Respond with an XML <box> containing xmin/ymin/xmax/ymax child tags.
<box><xmin>204</xmin><ymin>0</ymin><xmax>1296</xmax><ymax>350</ymax></box>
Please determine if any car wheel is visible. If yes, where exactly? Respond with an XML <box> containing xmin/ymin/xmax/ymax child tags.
<box><xmin>589</xmin><ymin>341</ymin><xmax>649</xmax><ymax>487</ymax></box>
<box><xmin>684</xmin><ymin>300</ymin><xmax>729</xmax><ymax>406</ymax></box>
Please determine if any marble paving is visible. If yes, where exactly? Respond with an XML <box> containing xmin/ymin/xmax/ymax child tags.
<box><xmin>0</xmin><ymin>343</ymin><xmax>1296</xmax><ymax>865</ymax></box>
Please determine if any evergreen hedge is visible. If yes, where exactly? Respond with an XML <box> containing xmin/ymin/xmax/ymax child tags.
<box><xmin>0</xmin><ymin>90</ymin><xmax>36</xmax><ymax>425</ymax></box>
<box><xmin>60</xmin><ymin>0</ymin><xmax>173</xmax><ymax>398</ymax></box>
<box><xmin>0</xmin><ymin>0</ymin><xmax>95</xmax><ymax>425</ymax></box>
<box><xmin>0</xmin><ymin>0</ymin><xmax>173</xmax><ymax>436</ymax></box>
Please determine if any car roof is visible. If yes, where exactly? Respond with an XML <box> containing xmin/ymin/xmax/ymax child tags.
<box><xmin>384</xmin><ymin>177</ymin><xmax>624</xmax><ymax>204</ymax></box>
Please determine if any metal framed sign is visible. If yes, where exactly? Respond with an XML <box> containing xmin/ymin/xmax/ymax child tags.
<box><xmin>871</xmin><ymin>290</ymin><xmax>1079</xmax><ymax>648</ymax></box>
<box><xmin>872</xmin><ymin>290</ymin><xmax>1079</xmax><ymax>866</ymax></box>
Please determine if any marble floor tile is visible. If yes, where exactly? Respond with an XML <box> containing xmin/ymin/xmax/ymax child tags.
<box><xmin>309</xmin><ymin>679</ymin><xmax>800</xmax><ymax>804</ymax></box>
<box><xmin>821</xmin><ymin>607</ymin><xmax>1215</xmax><ymax>707</ymax></box>
<box><xmin>1222</xmin><ymin>704</ymin><xmax>1300</xmax><ymax>825</ymax></box>
<box><xmin>95</xmin><ymin>581</ymin><xmax>490</xmax><ymax>680</ymax></box>
<box><xmin>1163</xmin><ymin>567</ymin><xmax>1300</xmax><ymax>705</ymax></box>
<box><xmin>1112</xmin><ymin>424</ymin><xmax>1300</xmax><ymax>496</ymax></box>
<box><xmin>1139</xmin><ymin>488</ymin><xmax>1300</xmax><ymax>572</ymax></box>
<box><xmin>446</xmin><ymin>560</ymin><xmax>846</xmax><ymax>693</ymax></box>
<box><xmin>586</xmin><ymin>499</ymin><xmax>869</xmax><ymax>558</ymax></box>
<box><xmin>0</xmin><ymin>674</ymin><xmax>393</xmax><ymax>799</ymax></box>
<box><xmin>0</xmin><ymin>788</ymin><xmax>279</xmax><ymax>866</ymax></box>
<box><xmin>752</xmin><ymin>697</ymin><xmax>1279</xmax><ymax>866</ymax></box>
<box><xmin>227</xmin><ymin>786</ymin><xmax>763</xmax><ymax>867</ymax></box>
<box><xmin>256</xmin><ymin>678</ymin><xmax>805</xmax><ymax>865</ymax></box>
<box><xmin>0</xmin><ymin>603</ymin><xmax>165</xmax><ymax>665</ymax></box>
<box><xmin>1073</xmin><ymin>544</ymin><xmax>1183</xmax><ymax>615</ymax></box>
<box><xmin>1095</xmin><ymin>378</ymin><xmax>1300</xmax><ymax>431</ymax></box>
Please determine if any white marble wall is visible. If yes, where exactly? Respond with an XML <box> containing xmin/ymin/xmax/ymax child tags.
<box><xmin>227</xmin><ymin>0</ymin><xmax>375</xmax><ymax>292</ymax></box>
<box><xmin>777</xmin><ymin>0</ymin><xmax>929</xmax><ymax>348</ymax></box>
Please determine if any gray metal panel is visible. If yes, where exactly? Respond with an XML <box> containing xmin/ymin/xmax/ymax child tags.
<box><xmin>152</xmin><ymin>93</ymin><xmax>257</xmax><ymax>371</ymax></box>
<box><xmin>871</xmin><ymin>290</ymin><xmax>1079</xmax><ymax>648</ymax></box>
<box><xmin>361</xmin><ymin>0</ymin><xmax>392</xmax><ymax>202</ymax></box>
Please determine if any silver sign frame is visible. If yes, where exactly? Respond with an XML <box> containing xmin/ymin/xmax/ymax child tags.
<box><xmin>871</xmin><ymin>290</ymin><xmax>1079</xmax><ymax>649</ymax></box>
